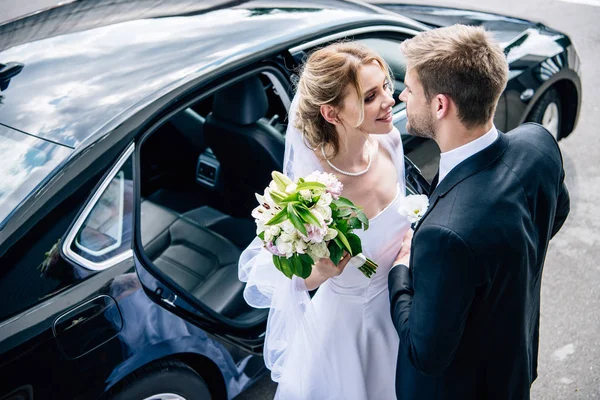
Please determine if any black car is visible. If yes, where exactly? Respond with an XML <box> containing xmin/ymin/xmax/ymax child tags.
<box><xmin>0</xmin><ymin>1</ymin><xmax>580</xmax><ymax>399</ymax></box>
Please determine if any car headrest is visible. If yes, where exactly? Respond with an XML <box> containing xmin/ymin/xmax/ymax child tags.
<box><xmin>212</xmin><ymin>75</ymin><xmax>268</xmax><ymax>125</ymax></box>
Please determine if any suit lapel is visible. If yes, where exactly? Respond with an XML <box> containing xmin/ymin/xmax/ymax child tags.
<box><xmin>429</xmin><ymin>172</ymin><xmax>439</xmax><ymax>194</ymax></box>
<box><xmin>413</xmin><ymin>132</ymin><xmax>510</xmax><ymax>232</ymax></box>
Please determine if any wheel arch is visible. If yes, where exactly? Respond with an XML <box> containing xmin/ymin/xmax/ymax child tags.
<box><xmin>518</xmin><ymin>71</ymin><xmax>581</xmax><ymax>140</ymax></box>
<box><xmin>552</xmin><ymin>79</ymin><xmax>579</xmax><ymax>139</ymax></box>
<box><xmin>174</xmin><ymin>353</ymin><xmax>228</xmax><ymax>400</ymax></box>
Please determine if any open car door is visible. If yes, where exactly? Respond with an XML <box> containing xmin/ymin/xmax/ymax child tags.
<box><xmin>131</xmin><ymin>143</ymin><xmax>268</xmax><ymax>355</ymax></box>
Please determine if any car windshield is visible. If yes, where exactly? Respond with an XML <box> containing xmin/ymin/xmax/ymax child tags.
<box><xmin>0</xmin><ymin>125</ymin><xmax>71</xmax><ymax>227</ymax></box>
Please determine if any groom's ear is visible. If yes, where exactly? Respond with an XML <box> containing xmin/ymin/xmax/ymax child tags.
<box><xmin>434</xmin><ymin>94</ymin><xmax>451</xmax><ymax>120</ymax></box>
<box><xmin>320</xmin><ymin>105</ymin><xmax>341</xmax><ymax>125</ymax></box>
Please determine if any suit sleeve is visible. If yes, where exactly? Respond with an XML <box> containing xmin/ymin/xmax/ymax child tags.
<box><xmin>551</xmin><ymin>170</ymin><xmax>570</xmax><ymax>238</ymax></box>
<box><xmin>388</xmin><ymin>224</ymin><xmax>477</xmax><ymax>376</ymax></box>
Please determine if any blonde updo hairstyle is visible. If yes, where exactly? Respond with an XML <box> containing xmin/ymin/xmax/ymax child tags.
<box><xmin>295</xmin><ymin>42</ymin><xmax>393</xmax><ymax>159</ymax></box>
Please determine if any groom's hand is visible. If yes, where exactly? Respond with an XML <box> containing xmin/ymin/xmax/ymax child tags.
<box><xmin>393</xmin><ymin>229</ymin><xmax>413</xmax><ymax>268</ymax></box>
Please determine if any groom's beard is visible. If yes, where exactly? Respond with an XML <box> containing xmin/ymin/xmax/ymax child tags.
<box><xmin>406</xmin><ymin>108</ymin><xmax>436</xmax><ymax>140</ymax></box>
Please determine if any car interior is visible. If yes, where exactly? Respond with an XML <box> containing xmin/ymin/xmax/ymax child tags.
<box><xmin>137</xmin><ymin>71</ymin><xmax>289</xmax><ymax>327</ymax></box>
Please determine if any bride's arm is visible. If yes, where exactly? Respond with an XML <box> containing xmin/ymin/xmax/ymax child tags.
<box><xmin>304</xmin><ymin>254</ymin><xmax>352</xmax><ymax>290</ymax></box>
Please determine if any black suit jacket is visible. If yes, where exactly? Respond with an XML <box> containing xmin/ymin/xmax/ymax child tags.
<box><xmin>389</xmin><ymin>123</ymin><xmax>570</xmax><ymax>400</ymax></box>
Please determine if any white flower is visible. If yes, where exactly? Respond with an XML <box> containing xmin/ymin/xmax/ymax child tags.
<box><xmin>304</xmin><ymin>171</ymin><xmax>343</xmax><ymax>199</ymax></box>
<box><xmin>299</xmin><ymin>223</ymin><xmax>328</xmax><ymax>244</ymax></box>
<box><xmin>324</xmin><ymin>228</ymin><xmax>338</xmax><ymax>241</ymax></box>
<box><xmin>317</xmin><ymin>192</ymin><xmax>333</xmax><ymax>207</ymax></box>
<box><xmin>280</xmin><ymin>220</ymin><xmax>296</xmax><ymax>235</ymax></box>
<box><xmin>299</xmin><ymin>189</ymin><xmax>313</xmax><ymax>202</ymax></box>
<box><xmin>398</xmin><ymin>194</ymin><xmax>429</xmax><ymax>224</ymax></box>
<box><xmin>293</xmin><ymin>238</ymin><xmax>308</xmax><ymax>254</ymax></box>
<box><xmin>264</xmin><ymin>225</ymin><xmax>281</xmax><ymax>242</ymax></box>
<box><xmin>255</xmin><ymin>219</ymin><xmax>265</xmax><ymax>235</ymax></box>
<box><xmin>276</xmin><ymin>236</ymin><xmax>294</xmax><ymax>258</ymax></box>
<box><xmin>286</xmin><ymin>183</ymin><xmax>297</xmax><ymax>193</ymax></box>
<box><xmin>307</xmin><ymin>241</ymin><xmax>329</xmax><ymax>260</ymax></box>
<box><xmin>313</xmin><ymin>204</ymin><xmax>332</xmax><ymax>223</ymax></box>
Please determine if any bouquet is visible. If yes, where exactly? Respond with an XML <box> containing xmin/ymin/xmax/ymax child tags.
<box><xmin>252</xmin><ymin>171</ymin><xmax>377</xmax><ymax>279</ymax></box>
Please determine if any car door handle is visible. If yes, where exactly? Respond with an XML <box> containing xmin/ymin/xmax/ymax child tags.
<box><xmin>53</xmin><ymin>295</ymin><xmax>123</xmax><ymax>359</ymax></box>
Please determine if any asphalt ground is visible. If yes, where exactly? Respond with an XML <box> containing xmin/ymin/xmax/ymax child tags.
<box><xmin>0</xmin><ymin>0</ymin><xmax>597</xmax><ymax>399</ymax></box>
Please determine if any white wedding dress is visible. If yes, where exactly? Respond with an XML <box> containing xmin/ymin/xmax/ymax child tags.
<box><xmin>239</xmin><ymin>96</ymin><xmax>411</xmax><ymax>399</ymax></box>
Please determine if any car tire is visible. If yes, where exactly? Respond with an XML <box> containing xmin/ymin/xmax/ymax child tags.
<box><xmin>526</xmin><ymin>87</ymin><xmax>562</xmax><ymax>140</ymax></box>
<box><xmin>108</xmin><ymin>359</ymin><xmax>212</xmax><ymax>400</ymax></box>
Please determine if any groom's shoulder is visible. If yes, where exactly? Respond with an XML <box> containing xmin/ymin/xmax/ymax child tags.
<box><xmin>503</xmin><ymin>123</ymin><xmax>563</xmax><ymax>168</ymax></box>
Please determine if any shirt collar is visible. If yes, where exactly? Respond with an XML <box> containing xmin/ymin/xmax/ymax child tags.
<box><xmin>438</xmin><ymin>125</ymin><xmax>499</xmax><ymax>184</ymax></box>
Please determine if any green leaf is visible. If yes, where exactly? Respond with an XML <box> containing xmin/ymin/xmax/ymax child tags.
<box><xmin>348</xmin><ymin>217</ymin><xmax>362</xmax><ymax>230</ymax></box>
<box><xmin>334</xmin><ymin>237</ymin><xmax>343</xmax><ymax>247</ymax></box>
<box><xmin>295</xmin><ymin>205</ymin><xmax>322</xmax><ymax>226</ymax></box>
<box><xmin>273</xmin><ymin>256</ymin><xmax>291</xmax><ymax>278</ymax></box>
<box><xmin>299</xmin><ymin>253</ymin><xmax>315</xmax><ymax>267</ymax></box>
<box><xmin>357</xmin><ymin>211</ymin><xmax>369</xmax><ymax>231</ymax></box>
<box><xmin>345</xmin><ymin>233</ymin><xmax>362</xmax><ymax>255</ymax></box>
<box><xmin>270</xmin><ymin>190</ymin><xmax>287</xmax><ymax>204</ymax></box>
<box><xmin>287</xmin><ymin>204</ymin><xmax>307</xmax><ymax>236</ymax></box>
<box><xmin>291</xmin><ymin>255</ymin><xmax>312</xmax><ymax>279</ymax></box>
<box><xmin>335</xmin><ymin>228</ymin><xmax>352</xmax><ymax>253</ymax></box>
<box><xmin>266</xmin><ymin>208</ymin><xmax>288</xmax><ymax>225</ymax></box>
<box><xmin>336</xmin><ymin>219</ymin><xmax>348</xmax><ymax>233</ymax></box>
<box><xmin>333</xmin><ymin>197</ymin><xmax>355</xmax><ymax>208</ymax></box>
<box><xmin>281</xmin><ymin>258</ymin><xmax>294</xmax><ymax>278</ymax></box>
<box><xmin>297</xmin><ymin>181</ymin><xmax>326</xmax><ymax>190</ymax></box>
<box><xmin>258</xmin><ymin>231</ymin><xmax>265</xmax><ymax>240</ymax></box>
<box><xmin>336</xmin><ymin>208</ymin><xmax>352</xmax><ymax>218</ymax></box>
<box><xmin>328</xmin><ymin>242</ymin><xmax>343</xmax><ymax>265</ymax></box>
<box><xmin>280</xmin><ymin>192</ymin><xmax>300</xmax><ymax>204</ymax></box>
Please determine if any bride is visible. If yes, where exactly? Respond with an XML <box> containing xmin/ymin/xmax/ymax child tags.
<box><xmin>239</xmin><ymin>42</ymin><xmax>411</xmax><ymax>399</ymax></box>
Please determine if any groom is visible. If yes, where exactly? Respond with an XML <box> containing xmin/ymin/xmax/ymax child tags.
<box><xmin>388</xmin><ymin>24</ymin><xmax>570</xmax><ymax>399</ymax></box>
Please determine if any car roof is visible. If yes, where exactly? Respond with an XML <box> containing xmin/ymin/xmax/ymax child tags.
<box><xmin>0</xmin><ymin>0</ymin><xmax>421</xmax><ymax>148</ymax></box>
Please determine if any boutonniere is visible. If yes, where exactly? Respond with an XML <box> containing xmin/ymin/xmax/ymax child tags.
<box><xmin>399</xmin><ymin>194</ymin><xmax>429</xmax><ymax>229</ymax></box>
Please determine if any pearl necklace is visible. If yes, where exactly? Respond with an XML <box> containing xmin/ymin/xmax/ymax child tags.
<box><xmin>321</xmin><ymin>141</ymin><xmax>373</xmax><ymax>177</ymax></box>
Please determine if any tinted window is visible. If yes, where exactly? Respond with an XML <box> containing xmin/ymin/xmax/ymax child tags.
<box><xmin>67</xmin><ymin>150</ymin><xmax>134</xmax><ymax>266</ymax></box>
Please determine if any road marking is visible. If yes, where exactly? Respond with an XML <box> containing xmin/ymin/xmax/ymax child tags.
<box><xmin>557</xmin><ymin>0</ymin><xmax>600</xmax><ymax>6</ymax></box>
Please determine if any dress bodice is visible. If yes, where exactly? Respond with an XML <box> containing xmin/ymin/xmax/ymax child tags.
<box><xmin>325</xmin><ymin>186</ymin><xmax>411</xmax><ymax>299</ymax></box>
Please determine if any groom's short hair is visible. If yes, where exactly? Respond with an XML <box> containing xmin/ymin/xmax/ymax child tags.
<box><xmin>401</xmin><ymin>24</ymin><xmax>509</xmax><ymax>128</ymax></box>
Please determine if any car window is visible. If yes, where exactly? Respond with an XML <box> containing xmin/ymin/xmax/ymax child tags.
<box><xmin>65</xmin><ymin>146</ymin><xmax>134</xmax><ymax>269</ymax></box>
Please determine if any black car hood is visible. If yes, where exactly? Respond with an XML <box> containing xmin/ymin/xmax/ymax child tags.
<box><xmin>375</xmin><ymin>4</ymin><xmax>543</xmax><ymax>46</ymax></box>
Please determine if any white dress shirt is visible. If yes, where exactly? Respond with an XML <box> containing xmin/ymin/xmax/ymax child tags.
<box><xmin>438</xmin><ymin>126</ymin><xmax>499</xmax><ymax>184</ymax></box>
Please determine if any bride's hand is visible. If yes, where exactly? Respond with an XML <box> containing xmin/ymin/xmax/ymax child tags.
<box><xmin>304</xmin><ymin>252</ymin><xmax>352</xmax><ymax>290</ymax></box>
<box><xmin>393</xmin><ymin>229</ymin><xmax>414</xmax><ymax>267</ymax></box>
